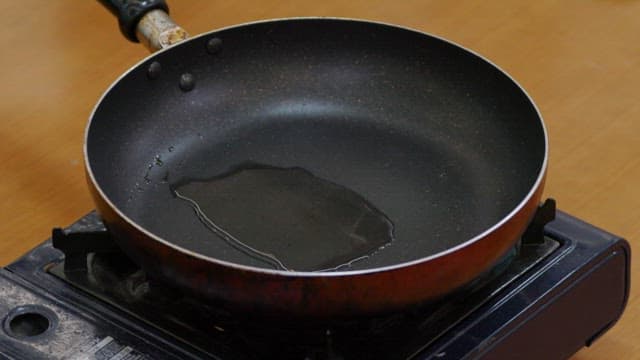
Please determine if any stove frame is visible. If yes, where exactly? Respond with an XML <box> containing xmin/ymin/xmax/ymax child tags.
<box><xmin>0</xmin><ymin>207</ymin><xmax>630</xmax><ymax>360</ymax></box>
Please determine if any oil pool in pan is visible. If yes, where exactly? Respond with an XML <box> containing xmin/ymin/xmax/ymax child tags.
<box><xmin>173</xmin><ymin>162</ymin><xmax>395</xmax><ymax>272</ymax></box>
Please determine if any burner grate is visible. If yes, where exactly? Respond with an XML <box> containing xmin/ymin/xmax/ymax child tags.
<box><xmin>47</xmin><ymin>206</ymin><xmax>559</xmax><ymax>359</ymax></box>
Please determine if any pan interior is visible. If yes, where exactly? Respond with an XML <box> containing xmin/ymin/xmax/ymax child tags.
<box><xmin>87</xmin><ymin>19</ymin><xmax>546</xmax><ymax>271</ymax></box>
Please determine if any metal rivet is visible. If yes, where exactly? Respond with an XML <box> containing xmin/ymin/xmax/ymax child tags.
<box><xmin>179</xmin><ymin>73</ymin><xmax>195</xmax><ymax>91</ymax></box>
<box><xmin>147</xmin><ymin>61</ymin><xmax>162</xmax><ymax>79</ymax></box>
<box><xmin>206</xmin><ymin>37</ymin><xmax>223</xmax><ymax>54</ymax></box>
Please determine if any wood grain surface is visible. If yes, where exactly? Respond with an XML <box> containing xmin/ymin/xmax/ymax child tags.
<box><xmin>1</xmin><ymin>1</ymin><xmax>638</xmax><ymax>358</ymax></box>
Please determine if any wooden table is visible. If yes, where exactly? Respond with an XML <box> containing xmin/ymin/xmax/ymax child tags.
<box><xmin>1</xmin><ymin>1</ymin><xmax>637</xmax><ymax>358</ymax></box>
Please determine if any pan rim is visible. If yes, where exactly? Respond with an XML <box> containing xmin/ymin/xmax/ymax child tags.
<box><xmin>84</xmin><ymin>16</ymin><xmax>549</xmax><ymax>277</ymax></box>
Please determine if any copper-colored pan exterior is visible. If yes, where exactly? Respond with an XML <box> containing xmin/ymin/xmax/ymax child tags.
<box><xmin>88</xmin><ymin>175</ymin><xmax>544</xmax><ymax>317</ymax></box>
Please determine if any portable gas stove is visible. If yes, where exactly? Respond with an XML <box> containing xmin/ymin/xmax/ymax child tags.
<box><xmin>0</xmin><ymin>200</ymin><xmax>630</xmax><ymax>359</ymax></box>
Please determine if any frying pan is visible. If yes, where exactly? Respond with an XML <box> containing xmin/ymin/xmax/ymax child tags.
<box><xmin>88</xmin><ymin>0</ymin><xmax>547</xmax><ymax>317</ymax></box>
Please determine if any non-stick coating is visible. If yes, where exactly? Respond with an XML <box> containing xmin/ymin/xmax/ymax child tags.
<box><xmin>87</xmin><ymin>19</ymin><xmax>545</xmax><ymax>271</ymax></box>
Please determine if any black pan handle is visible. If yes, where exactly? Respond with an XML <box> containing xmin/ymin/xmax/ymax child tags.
<box><xmin>97</xmin><ymin>0</ymin><xmax>188</xmax><ymax>51</ymax></box>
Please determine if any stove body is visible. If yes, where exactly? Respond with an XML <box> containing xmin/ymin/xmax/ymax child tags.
<box><xmin>0</xmin><ymin>209</ymin><xmax>630</xmax><ymax>360</ymax></box>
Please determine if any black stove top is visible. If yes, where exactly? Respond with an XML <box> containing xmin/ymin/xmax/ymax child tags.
<box><xmin>0</xmin><ymin>204</ymin><xmax>630</xmax><ymax>360</ymax></box>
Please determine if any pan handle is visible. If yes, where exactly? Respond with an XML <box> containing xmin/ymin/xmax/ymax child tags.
<box><xmin>97</xmin><ymin>0</ymin><xmax>188</xmax><ymax>52</ymax></box>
